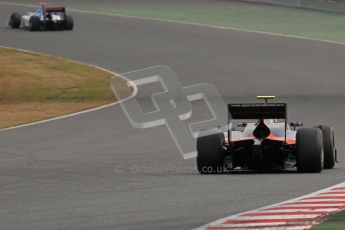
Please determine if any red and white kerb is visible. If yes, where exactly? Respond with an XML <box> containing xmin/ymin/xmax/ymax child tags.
<box><xmin>195</xmin><ymin>182</ymin><xmax>345</xmax><ymax>230</ymax></box>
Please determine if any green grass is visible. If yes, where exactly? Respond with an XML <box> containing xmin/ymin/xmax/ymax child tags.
<box><xmin>74</xmin><ymin>4</ymin><xmax>345</xmax><ymax>43</ymax></box>
<box><xmin>0</xmin><ymin>48</ymin><xmax>117</xmax><ymax>102</ymax></box>
<box><xmin>0</xmin><ymin>47</ymin><xmax>130</xmax><ymax>128</ymax></box>
<box><xmin>313</xmin><ymin>210</ymin><xmax>345</xmax><ymax>229</ymax></box>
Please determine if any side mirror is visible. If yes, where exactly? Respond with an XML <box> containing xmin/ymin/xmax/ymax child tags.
<box><xmin>290</xmin><ymin>122</ymin><xmax>303</xmax><ymax>130</ymax></box>
<box><xmin>237</xmin><ymin>122</ymin><xmax>247</xmax><ymax>127</ymax></box>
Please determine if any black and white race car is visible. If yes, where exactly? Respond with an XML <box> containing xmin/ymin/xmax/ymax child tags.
<box><xmin>9</xmin><ymin>3</ymin><xmax>73</xmax><ymax>31</ymax></box>
<box><xmin>197</xmin><ymin>96</ymin><xmax>337</xmax><ymax>174</ymax></box>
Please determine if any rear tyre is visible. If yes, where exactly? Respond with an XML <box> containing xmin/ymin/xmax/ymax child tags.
<box><xmin>296</xmin><ymin>128</ymin><xmax>323</xmax><ymax>173</ymax></box>
<box><xmin>64</xmin><ymin>15</ymin><xmax>74</xmax><ymax>30</ymax></box>
<box><xmin>197</xmin><ymin>129</ymin><xmax>225</xmax><ymax>174</ymax></box>
<box><xmin>315</xmin><ymin>125</ymin><xmax>335</xmax><ymax>169</ymax></box>
<box><xmin>29</xmin><ymin>16</ymin><xmax>41</xmax><ymax>31</ymax></box>
<box><xmin>9</xmin><ymin>13</ymin><xmax>21</xmax><ymax>28</ymax></box>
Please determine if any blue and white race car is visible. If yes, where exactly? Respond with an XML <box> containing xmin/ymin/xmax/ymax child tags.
<box><xmin>9</xmin><ymin>4</ymin><xmax>74</xmax><ymax>31</ymax></box>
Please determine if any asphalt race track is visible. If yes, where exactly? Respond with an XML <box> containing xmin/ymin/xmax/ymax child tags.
<box><xmin>1</xmin><ymin>1</ymin><xmax>345</xmax><ymax>229</ymax></box>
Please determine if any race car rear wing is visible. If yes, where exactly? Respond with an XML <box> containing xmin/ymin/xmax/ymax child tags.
<box><xmin>228</xmin><ymin>103</ymin><xmax>287</xmax><ymax>120</ymax></box>
<box><xmin>228</xmin><ymin>103</ymin><xmax>288</xmax><ymax>142</ymax></box>
<box><xmin>45</xmin><ymin>7</ymin><xmax>66</xmax><ymax>13</ymax></box>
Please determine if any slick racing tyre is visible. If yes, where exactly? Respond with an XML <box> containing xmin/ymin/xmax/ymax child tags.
<box><xmin>64</xmin><ymin>15</ymin><xmax>74</xmax><ymax>30</ymax></box>
<box><xmin>9</xmin><ymin>13</ymin><xmax>21</xmax><ymax>28</ymax></box>
<box><xmin>296</xmin><ymin>128</ymin><xmax>323</xmax><ymax>173</ymax></box>
<box><xmin>197</xmin><ymin>129</ymin><xmax>225</xmax><ymax>174</ymax></box>
<box><xmin>315</xmin><ymin>125</ymin><xmax>336</xmax><ymax>169</ymax></box>
<box><xmin>29</xmin><ymin>16</ymin><xmax>41</xmax><ymax>31</ymax></box>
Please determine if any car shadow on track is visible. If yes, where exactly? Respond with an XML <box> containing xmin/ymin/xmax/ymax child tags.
<box><xmin>224</xmin><ymin>170</ymin><xmax>299</xmax><ymax>175</ymax></box>
<box><xmin>125</xmin><ymin>169</ymin><xmax>302</xmax><ymax>176</ymax></box>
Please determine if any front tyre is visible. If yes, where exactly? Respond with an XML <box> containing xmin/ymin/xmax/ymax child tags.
<box><xmin>64</xmin><ymin>15</ymin><xmax>74</xmax><ymax>30</ymax></box>
<box><xmin>9</xmin><ymin>13</ymin><xmax>21</xmax><ymax>28</ymax></box>
<box><xmin>29</xmin><ymin>16</ymin><xmax>41</xmax><ymax>31</ymax></box>
<box><xmin>296</xmin><ymin>128</ymin><xmax>323</xmax><ymax>173</ymax></box>
<box><xmin>197</xmin><ymin>129</ymin><xmax>225</xmax><ymax>174</ymax></box>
